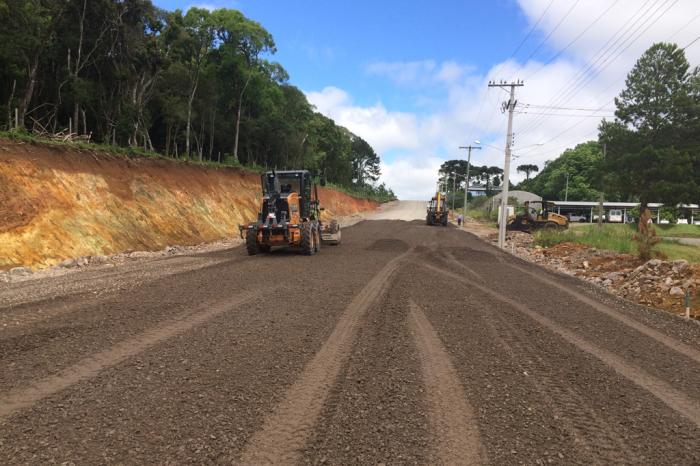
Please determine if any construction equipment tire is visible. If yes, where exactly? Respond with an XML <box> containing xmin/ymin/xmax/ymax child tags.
<box><xmin>246</xmin><ymin>231</ymin><xmax>258</xmax><ymax>255</ymax></box>
<box><xmin>301</xmin><ymin>222</ymin><xmax>315</xmax><ymax>255</ymax></box>
<box><xmin>314</xmin><ymin>225</ymin><xmax>321</xmax><ymax>253</ymax></box>
<box><xmin>544</xmin><ymin>221</ymin><xmax>559</xmax><ymax>230</ymax></box>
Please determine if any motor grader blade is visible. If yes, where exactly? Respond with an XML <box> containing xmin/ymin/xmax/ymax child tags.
<box><xmin>321</xmin><ymin>219</ymin><xmax>341</xmax><ymax>245</ymax></box>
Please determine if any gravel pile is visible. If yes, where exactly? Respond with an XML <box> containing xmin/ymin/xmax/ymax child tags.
<box><xmin>488</xmin><ymin>231</ymin><xmax>699</xmax><ymax>318</ymax></box>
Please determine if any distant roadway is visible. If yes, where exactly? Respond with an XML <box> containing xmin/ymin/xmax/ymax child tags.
<box><xmin>1</xmin><ymin>201</ymin><xmax>699</xmax><ymax>464</ymax></box>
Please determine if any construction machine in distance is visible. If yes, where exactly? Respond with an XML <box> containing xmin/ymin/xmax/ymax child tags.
<box><xmin>426</xmin><ymin>192</ymin><xmax>449</xmax><ymax>226</ymax></box>
<box><xmin>506</xmin><ymin>200</ymin><xmax>569</xmax><ymax>232</ymax></box>
<box><xmin>239</xmin><ymin>170</ymin><xmax>341</xmax><ymax>255</ymax></box>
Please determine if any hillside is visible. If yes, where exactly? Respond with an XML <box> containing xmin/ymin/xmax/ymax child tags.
<box><xmin>0</xmin><ymin>139</ymin><xmax>377</xmax><ymax>270</ymax></box>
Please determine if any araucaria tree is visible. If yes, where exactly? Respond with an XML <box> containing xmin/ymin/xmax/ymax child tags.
<box><xmin>516</xmin><ymin>164</ymin><xmax>539</xmax><ymax>180</ymax></box>
<box><xmin>599</xmin><ymin>42</ymin><xmax>700</xmax><ymax>213</ymax></box>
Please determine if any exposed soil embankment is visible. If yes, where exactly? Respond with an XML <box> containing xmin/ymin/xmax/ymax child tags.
<box><xmin>0</xmin><ymin>140</ymin><xmax>377</xmax><ymax>270</ymax></box>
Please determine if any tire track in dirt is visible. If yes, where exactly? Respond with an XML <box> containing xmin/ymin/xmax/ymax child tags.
<box><xmin>238</xmin><ymin>250</ymin><xmax>412</xmax><ymax>465</ymax></box>
<box><xmin>408</xmin><ymin>299</ymin><xmax>486</xmax><ymax>466</ymax></box>
<box><xmin>434</xmin><ymin>253</ymin><xmax>638</xmax><ymax>463</ymax></box>
<box><xmin>500</xmin><ymin>261</ymin><xmax>700</xmax><ymax>364</ymax></box>
<box><xmin>0</xmin><ymin>255</ymin><xmax>237</xmax><ymax>311</ymax></box>
<box><xmin>483</xmin><ymin>308</ymin><xmax>638</xmax><ymax>464</ymax></box>
<box><xmin>419</xmin><ymin>261</ymin><xmax>700</xmax><ymax>428</ymax></box>
<box><xmin>0</xmin><ymin>290</ymin><xmax>260</xmax><ymax>422</ymax></box>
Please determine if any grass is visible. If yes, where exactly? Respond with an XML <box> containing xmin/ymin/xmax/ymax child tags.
<box><xmin>655</xmin><ymin>224</ymin><xmax>700</xmax><ymax>238</ymax></box>
<box><xmin>534</xmin><ymin>224</ymin><xmax>700</xmax><ymax>263</ymax></box>
<box><xmin>659</xmin><ymin>241</ymin><xmax>700</xmax><ymax>263</ymax></box>
<box><xmin>569</xmin><ymin>221</ymin><xmax>700</xmax><ymax>238</ymax></box>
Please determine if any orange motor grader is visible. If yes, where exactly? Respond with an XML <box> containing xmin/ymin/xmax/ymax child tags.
<box><xmin>239</xmin><ymin>170</ymin><xmax>340</xmax><ymax>255</ymax></box>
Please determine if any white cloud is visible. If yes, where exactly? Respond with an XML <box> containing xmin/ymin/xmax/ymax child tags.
<box><xmin>307</xmin><ymin>0</ymin><xmax>700</xmax><ymax>199</ymax></box>
<box><xmin>306</xmin><ymin>87</ymin><xmax>421</xmax><ymax>153</ymax></box>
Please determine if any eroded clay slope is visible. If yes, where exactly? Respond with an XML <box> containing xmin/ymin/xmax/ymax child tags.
<box><xmin>0</xmin><ymin>140</ymin><xmax>376</xmax><ymax>269</ymax></box>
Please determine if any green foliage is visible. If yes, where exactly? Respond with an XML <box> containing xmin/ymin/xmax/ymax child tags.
<box><xmin>517</xmin><ymin>141</ymin><xmax>603</xmax><ymax>201</ymax></box>
<box><xmin>439</xmin><ymin>161</ymin><xmax>503</xmax><ymax>196</ymax></box>
<box><xmin>534</xmin><ymin>224</ymin><xmax>635</xmax><ymax>254</ymax></box>
<box><xmin>599</xmin><ymin>42</ymin><xmax>700</xmax><ymax>207</ymax></box>
<box><xmin>326</xmin><ymin>182</ymin><xmax>397</xmax><ymax>204</ymax></box>
<box><xmin>0</xmin><ymin>1</ymin><xmax>387</xmax><ymax>195</ymax></box>
<box><xmin>516</xmin><ymin>164</ymin><xmax>539</xmax><ymax>180</ymax></box>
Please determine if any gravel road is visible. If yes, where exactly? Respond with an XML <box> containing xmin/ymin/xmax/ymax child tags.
<box><xmin>1</xmin><ymin>202</ymin><xmax>699</xmax><ymax>464</ymax></box>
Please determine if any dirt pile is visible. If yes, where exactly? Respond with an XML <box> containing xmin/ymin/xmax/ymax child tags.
<box><xmin>491</xmin><ymin>232</ymin><xmax>699</xmax><ymax>317</ymax></box>
<box><xmin>0</xmin><ymin>139</ymin><xmax>377</xmax><ymax>270</ymax></box>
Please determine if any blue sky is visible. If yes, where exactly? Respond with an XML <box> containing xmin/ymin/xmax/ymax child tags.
<box><xmin>155</xmin><ymin>0</ymin><xmax>700</xmax><ymax>199</ymax></box>
<box><xmin>156</xmin><ymin>1</ymin><xmax>533</xmax><ymax>108</ymax></box>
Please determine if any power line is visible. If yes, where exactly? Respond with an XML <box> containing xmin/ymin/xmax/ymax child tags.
<box><xmin>515</xmin><ymin>0</ymin><xmax>582</xmax><ymax>74</ymax></box>
<box><xmin>466</xmin><ymin>0</ymin><xmax>555</xmax><ymax>145</ymax></box>
<box><xmin>523</xmin><ymin>0</ymin><xmax>621</xmax><ymax>81</ymax></box>
<box><xmin>521</xmin><ymin>103</ymin><xmax>616</xmax><ymax>112</ymax></box>
<box><xmin>683</xmin><ymin>35</ymin><xmax>700</xmax><ymax>50</ymax></box>
<box><xmin>519</xmin><ymin>0</ymin><xmax>676</xmax><ymax>136</ymax></box>
<box><xmin>668</xmin><ymin>10</ymin><xmax>700</xmax><ymax>42</ymax></box>
<box><xmin>523</xmin><ymin>0</ymin><xmax>679</xmax><ymax>147</ymax></box>
<box><xmin>515</xmin><ymin>111</ymin><xmax>615</xmax><ymax>118</ymax></box>
<box><xmin>517</xmin><ymin>0</ymin><xmax>660</xmax><ymax>134</ymax></box>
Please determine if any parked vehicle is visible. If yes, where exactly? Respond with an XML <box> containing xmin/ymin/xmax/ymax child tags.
<box><xmin>568</xmin><ymin>214</ymin><xmax>588</xmax><ymax>223</ymax></box>
<box><xmin>608</xmin><ymin>209</ymin><xmax>623</xmax><ymax>223</ymax></box>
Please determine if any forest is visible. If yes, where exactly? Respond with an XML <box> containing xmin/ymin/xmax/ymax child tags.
<box><xmin>0</xmin><ymin>0</ymin><xmax>394</xmax><ymax>200</ymax></box>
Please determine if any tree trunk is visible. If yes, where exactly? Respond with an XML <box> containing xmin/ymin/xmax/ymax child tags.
<box><xmin>81</xmin><ymin>108</ymin><xmax>87</xmax><ymax>137</ymax></box>
<box><xmin>73</xmin><ymin>103</ymin><xmax>80</xmax><ymax>135</ymax></box>
<box><xmin>233</xmin><ymin>75</ymin><xmax>252</xmax><ymax>162</ymax></box>
<box><xmin>165</xmin><ymin>124</ymin><xmax>172</xmax><ymax>157</ymax></box>
<box><xmin>18</xmin><ymin>57</ymin><xmax>39</xmax><ymax>128</ymax></box>
<box><xmin>7</xmin><ymin>79</ymin><xmax>16</xmax><ymax>129</ymax></box>
<box><xmin>208</xmin><ymin>111</ymin><xmax>215</xmax><ymax>161</ymax></box>
<box><xmin>185</xmin><ymin>78</ymin><xmax>198</xmax><ymax>160</ymax></box>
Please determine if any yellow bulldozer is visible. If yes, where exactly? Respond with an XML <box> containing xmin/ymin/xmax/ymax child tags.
<box><xmin>239</xmin><ymin>170</ymin><xmax>340</xmax><ymax>255</ymax></box>
<box><xmin>506</xmin><ymin>200</ymin><xmax>569</xmax><ymax>232</ymax></box>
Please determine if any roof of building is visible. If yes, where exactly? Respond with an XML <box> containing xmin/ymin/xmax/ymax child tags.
<box><xmin>491</xmin><ymin>190</ymin><xmax>542</xmax><ymax>204</ymax></box>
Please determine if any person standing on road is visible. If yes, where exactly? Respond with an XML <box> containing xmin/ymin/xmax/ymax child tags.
<box><xmin>457</xmin><ymin>214</ymin><xmax>463</xmax><ymax>227</ymax></box>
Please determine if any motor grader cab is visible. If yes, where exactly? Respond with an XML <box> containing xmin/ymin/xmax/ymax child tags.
<box><xmin>426</xmin><ymin>192</ymin><xmax>449</xmax><ymax>226</ymax></box>
<box><xmin>239</xmin><ymin>170</ymin><xmax>340</xmax><ymax>255</ymax></box>
<box><xmin>506</xmin><ymin>200</ymin><xmax>569</xmax><ymax>232</ymax></box>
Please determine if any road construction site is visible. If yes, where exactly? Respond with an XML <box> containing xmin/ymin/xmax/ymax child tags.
<box><xmin>1</xmin><ymin>201</ymin><xmax>699</xmax><ymax>464</ymax></box>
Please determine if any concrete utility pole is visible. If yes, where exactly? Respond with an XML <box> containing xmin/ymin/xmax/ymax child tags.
<box><xmin>489</xmin><ymin>80</ymin><xmax>524</xmax><ymax>249</ymax></box>
<box><xmin>564</xmin><ymin>172</ymin><xmax>570</xmax><ymax>202</ymax></box>
<box><xmin>458</xmin><ymin>144</ymin><xmax>481</xmax><ymax>218</ymax></box>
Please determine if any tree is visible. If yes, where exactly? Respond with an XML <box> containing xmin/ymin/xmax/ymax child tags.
<box><xmin>350</xmin><ymin>136</ymin><xmax>380</xmax><ymax>185</ymax></box>
<box><xmin>516</xmin><ymin>164</ymin><xmax>539</xmax><ymax>180</ymax></box>
<box><xmin>517</xmin><ymin>142</ymin><xmax>603</xmax><ymax>201</ymax></box>
<box><xmin>211</xmin><ymin>8</ymin><xmax>275</xmax><ymax>161</ymax></box>
<box><xmin>599</xmin><ymin>42</ymin><xmax>700</xmax><ymax>210</ymax></box>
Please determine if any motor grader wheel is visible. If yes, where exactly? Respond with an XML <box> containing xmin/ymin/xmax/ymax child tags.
<box><xmin>314</xmin><ymin>225</ymin><xmax>321</xmax><ymax>253</ymax></box>
<box><xmin>544</xmin><ymin>221</ymin><xmax>559</xmax><ymax>230</ymax></box>
<box><xmin>246</xmin><ymin>230</ymin><xmax>258</xmax><ymax>255</ymax></box>
<box><xmin>301</xmin><ymin>222</ymin><xmax>315</xmax><ymax>255</ymax></box>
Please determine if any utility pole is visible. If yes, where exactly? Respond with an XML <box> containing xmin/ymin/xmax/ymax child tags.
<box><xmin>598</xmin><ymin>143</ymin><xmax>606</xmax><ymax>228</ymax></box>
<box><xmin>458</xmin><ymin>145</ymin><xmax>481</xmax><ymax>218</ymax></box>
<box><xmin>564</xmin><ymin>172</ymin><xmax>570</xmax><ymax>202</ymax></box>
<box><xmin>489</xmin><ymin>80</ymin><xmax>524</xmax><ymax>249</ymax></box>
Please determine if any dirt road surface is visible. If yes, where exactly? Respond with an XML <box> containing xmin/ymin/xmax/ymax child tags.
<box><xmin>1</xmin><ymin>201</ymin><xmax>699</xmax><ymax>464</ymax></box>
